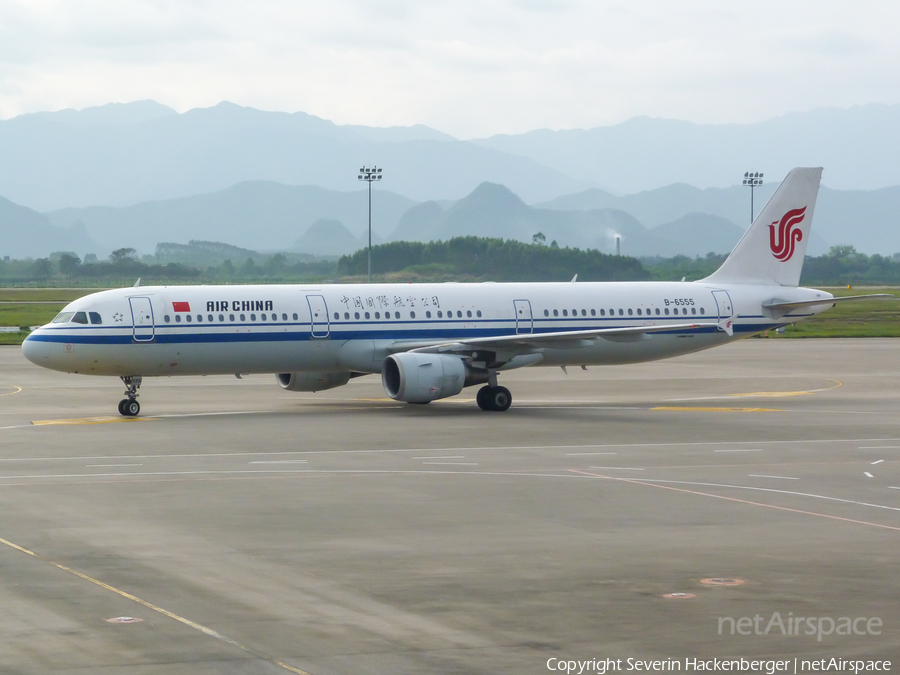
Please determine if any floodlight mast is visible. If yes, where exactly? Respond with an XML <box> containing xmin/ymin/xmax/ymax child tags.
<box><xmin>742</xmin><ymin>171</ymin><xmax>764</xmax><ymax>223</ymax></box>
<box><xmin>358</xmin><ymin>166</ymin><xmax>383</xmax><ymax>283</ymax></box>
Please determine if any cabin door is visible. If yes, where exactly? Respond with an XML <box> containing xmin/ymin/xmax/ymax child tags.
<box><xmin>307</xmin><ymin>295</ymin><xmax>330</xmax><ymax>338</ymax></box>
<box><xmin>513</xmin><ymin>299</ymin><xmax>533</xmax><ymax>334</ymax></box>
<box><xmin>712</xmin><ymin>290</ymin><xmax>734</xmax><ymax>321</ymax></box>
<box><xmin>129</xmin><ymin>297</ymin><xmax>155</xmax><ymax>342</ymax></box>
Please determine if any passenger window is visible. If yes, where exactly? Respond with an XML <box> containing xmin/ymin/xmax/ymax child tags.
<box><xmin>655</xmin><ymin>308</ymin><xmax>660</xmax><ymax>316</ymax></box>
<box><xmin>581</xmin><ymin>309</ymin><xmax>586</xmax><ymax>316</ymax></box>
<box><xmin>476</xmin><ymin>310</ymin><xmax>482</xmax><ymax>318</ymax></box>
<box><xmin>251</xmin><ymin>314</ymin><xmax>257</xmax><ymax>321</ymax></box>
<box><xmin>700</xmin><ymin>308</ymin><xmax>705</xmax><ymax>315</ymax></box>
<box><xmin>187</xmin><ymin>315</ymin><xmax>193</xmax><ymax>322</ymax></box>
<box><xmin>410</xmin><ymin>311</ymin><xmax>416</xmax><ymax>319</ymax></box>
<box><xmin>229</xmin><ymin>314</ymin><xmax>235</xmax><ymax>321</ymax></box>
<box><xmin>572</xmin><ymin>309</ymin><xmax>577</xmax><ymax>316</ymax></box>
<box><xmin>636</xmin><ymin>309</ymin><xmax>642</xmax><ymax>316</ymax></box>
<box><xmin>426</xmin><ymin>311</ymin><xmax>432</xmax><ymax>318</ymax></box>
<box><xmin>375</xmin><ymin>311</ymin><xmax>380</xmax><ymax>319</ymax></box>
<box><xmin>165</xmin><ymin>315</ymin><xmax>171</xmax><ymax>323</ymax></box>
<box><xmin>365</xmin><ymin>312</ymin><xmax>370</xmax><ymax>319</ymax></box>
<box><xmin>292</xmin><ymin>313</ymin><xmax>298</xmax><ymax>320</ymax></box>
<box><xmin>628</xmin><ymin>309</ymin><xmax>633</xmax><ymax>316</ymax></box>
<box><xmin>691</xmin><ymin>307</ymin><xmax>696</xmax><ymax>315</ymax></box>
<box><xmin>219</xmin><ymin>314</ymin><xmax>224</xmax><ymax>322</ymax></box>
<box><xmin>562</xmin><ymin>309</ymin><xmax>568</xmax><ymax>317</ymax></box>
<box><xmin>282</xmin><ymin>313</ymin><xmax>288</xmax><ymax>321</ymax></box>
<box><xmin>544</xmin><ymin>309</ymin><xmax>549</xmax><ymax>317</ymax></box>
<box><xmin>457</xmin><ymin>310</ymin><xmax>462</xmax><ymax>318</ymax></box>
<box><xmin>208</xmin><ymin>314</ymin><xmax>213</xmax><ymax>322</ymax></box>
<box><xmin>240</xmin><ymin>314</ymin><xmax>246</xmax><ymax>321</ymax></box>
<box><xmin>591</xmin><ymin>309</ymin><xmax>596</xmax><ymax>316</ymax></box>
<box><xmin>664</xmin><ymin>308</ymin><xmax>669</xmax><ymax>315</ymax></box>
<box><xmin>197</xmin><ymin>315</ymin><xmax>202</xmax><ymax>322</ymax></box>
<box><xmin>344</xmin><ymin>312</ymin><xmax>350</xmax><ymax>320</ymax></box>
<box><xmin>354</xmin><ymin>312</ymin><xmax>360</xmax><ymax>319</ymax></box>
<box><xmin>466</xmin><ymin>310</ymin><xmax>472</xmax><ymax>318</ymax></box>
<box><xmin>437</xmin><ymin>310</ymin><xmax>443</xmax><ymax>318</ymax></box>
<box><xmin>176</xmin><ymin>315</ymin><xmax>182</xmax><ymax>323</ymax></box>
<box><xmin>333</xmin><ymin>312</ymin><xmax>339</xmax><ymax>320</ymax></box>
<box><xmin>71</xmin><ymin>312</ymin><xmax>88</xmax><ymax>324</ymax></box>
<box><xmin>553</xmin><ymin>309</ymin><xmax>559</xmax><ymax>317</ymax></box>
<box><xmin>600</xmin><ymin>309</ymin><xmax>605</xmax><ymax>316</ymax></box>
<box><xmin>618</xmin><ymin>309</ymin><xmax>624</xmax><ymax>316</ymax></box>
<box><xmin>394</xmin><ymin>312</ymin><xmax>400</xmax><ymax>319</ymax></box>
<box><xmin>89</xmin><ymin>312</ymin><xmax>102</xmax><ymax>324</ymax></box>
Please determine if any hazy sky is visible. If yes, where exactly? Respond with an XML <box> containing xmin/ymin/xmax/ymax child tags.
<box><xmin>2</xmin><ymin>1</ymin><xmax>898</xmax><ymax>138</ymax></box>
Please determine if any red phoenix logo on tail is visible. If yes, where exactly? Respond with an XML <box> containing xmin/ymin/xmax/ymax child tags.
<box><xmin>768</xmin><ymin>207</ymin><xmax>806</xmax><ymax>261</ymax></box>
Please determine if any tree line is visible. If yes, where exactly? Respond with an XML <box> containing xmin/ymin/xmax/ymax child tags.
<box><xmin>2</xmin><ymin>240</ymin><xmax>899</xmax><ymax>285</ymax></box>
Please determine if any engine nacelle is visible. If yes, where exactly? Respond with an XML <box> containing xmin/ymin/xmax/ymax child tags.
<box><xmin>382</xmin><ymin>353</ymin><xmax>473</xmax><ymax>403</ymax></box>
<box><xmin>276</xmin><ymin>371</ymin><xmax>351</xmax><ymax>392</ymax></box>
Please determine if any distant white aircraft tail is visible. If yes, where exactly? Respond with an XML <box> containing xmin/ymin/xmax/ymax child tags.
<box><xmin>702</xmin><ymin>167</ymin><xmax>823</xmax><ymax>287</ymax></box>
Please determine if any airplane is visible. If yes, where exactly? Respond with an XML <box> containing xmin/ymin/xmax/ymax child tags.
<box><xmin>21</xmin><ymin>167</ymin><xmax>885</xmax><ymax>416</ymax></box>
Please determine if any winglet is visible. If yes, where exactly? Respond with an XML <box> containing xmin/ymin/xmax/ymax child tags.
<box><xmin>717</xmin><ymin>318</ymin><xmax>734</xmax><ymax>336</ymax></box>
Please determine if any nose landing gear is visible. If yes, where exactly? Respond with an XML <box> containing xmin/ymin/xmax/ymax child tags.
<box><xmin>118</xmin><ymin>376</ymin><xmax>142</xmax><ymax>417</ymax></box>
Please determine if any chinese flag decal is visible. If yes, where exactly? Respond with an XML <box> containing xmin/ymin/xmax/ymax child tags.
<box><xmin>172</xmin><ymin>302</ymin><xmax>191</xmax><ymax>312</ymax></box>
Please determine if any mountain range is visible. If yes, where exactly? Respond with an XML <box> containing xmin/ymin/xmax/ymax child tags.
<box><xmin>0</xmin><ymin>177</ymin><xmax>891</xmax><ymax>261</ymax></box>
<box><xmin>2</xmin><ymin>100</ymin><xmax>900</xmax><ymax>260</ymax></box>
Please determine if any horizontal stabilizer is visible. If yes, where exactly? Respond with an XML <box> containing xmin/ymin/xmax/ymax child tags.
<box><xmin>763</xmin><ymin>294</ymin><xmax>894</xmax><ymax>311</ymax></box>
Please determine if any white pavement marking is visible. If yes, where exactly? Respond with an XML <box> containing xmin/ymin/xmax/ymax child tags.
<box><xmin>715</xmin><ymin>449</ymin><xmax>762</xmax><ymax>453</ymax></box>
<box><xmin>248</xmin><ymin>460</ymin><xmax>308</xmax><ymax>464</ymax></box>
<box><xmin>421</xmin><ymin>462</ymin><xmax>478</xmax><ymax>466</ymax></box>
<box><xmin>749</xmin><ymin>474</ymin><xmax>799</xmax><ymax>480</ymax></box>
<box><xmin>871</xmin><ymin>460</ymin><xmax>885</xmax><ymax>465</ymax></box>
<box><xmin>565</xmin><ymin>452</ymin><xmax>617</xmax><ymax>456</ymax></box>
<box><xmin>589</xmin><ymin>466</ymin><xmax>644</xmax><ymax>471</ymax></box>
<box><xmin>413</xmin><ymin>456</ymin><xmax>465</xmax><ymax>459</ymax></box>
<box><xmin>86</xmin><ymin>464</ymin><xmax>143</xmax><ymax>468</ymax></box>
<box><xmin>864</xmin><ymin>472</ymin><xmax>874</xmax><ymax>478</ymax></box>
<box><xmin>618</xmin><ymin>478</ymin><xmax>900</xmax><ymax>513</ymax></box>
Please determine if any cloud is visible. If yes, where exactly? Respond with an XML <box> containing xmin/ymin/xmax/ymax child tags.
<box><xmin>0</xmin><ymin>0</ymin><xmax>899</xmax><ymax>136</ymax></box>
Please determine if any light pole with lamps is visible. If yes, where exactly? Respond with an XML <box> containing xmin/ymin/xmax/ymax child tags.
<box><xmin>358</xmin><ymin>166</ymin><xmax>383</xmax><ymax>283</ymax></box>
<box><xmin>742</xmin><ymin>171</ymin><xmax>763</xmax><ymax>223</ymax></box>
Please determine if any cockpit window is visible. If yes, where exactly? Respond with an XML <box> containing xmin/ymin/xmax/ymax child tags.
<box><xmin>51</xmin><ymin>312</ymin><xmax>75</xmax><ymax>323</ymax></box>
<box><xmin>71</xmin><ymin>312</ymin><xmax>89</xmax><ymax>324</ymax></box>
<box><xmin>89</xmin><ymin>312</ymin><xmax>102</xmax><ymax>325</ymax></box>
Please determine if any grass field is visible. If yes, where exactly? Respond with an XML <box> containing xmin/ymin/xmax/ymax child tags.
<box><xmin>1</xmin><ymin>286</ymin><xmax>898</xmax><ymax>345</ymax></box>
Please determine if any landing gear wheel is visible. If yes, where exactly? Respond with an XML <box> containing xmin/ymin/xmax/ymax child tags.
<box><xmin>119</xmin><ymin>399</ymin><xmax>140</xmax><ymax>417</ymax></box>
<box><xmin>476</xmin><ymin>385</ymin><xmax>493</xmax><ymax>411</ymax></box>
<box><xmin>490</xmin><ymin>386</ymin><xmax>512</xmax><ymax>412</ymax></box>
<box><xmin>118</xmin><ymin>375</ymin><xmax>143</xmax><ymax>417</ymax></box>
<box><xmin>477</xmin><ymin>385</ymin><xmax>512</xmax><ymax>412</ymax></box>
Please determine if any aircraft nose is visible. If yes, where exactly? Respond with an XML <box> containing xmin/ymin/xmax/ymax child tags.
<box><xmin>21</xmin><ymin>333</ymin><xmax>49</xmax><ymax>366</ymax></box>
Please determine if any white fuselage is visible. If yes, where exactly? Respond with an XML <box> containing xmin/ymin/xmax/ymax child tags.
<box><xmin>22</xmin><ymin>280</ymin><xmax>834</xmax><ymax>378</ymax></box>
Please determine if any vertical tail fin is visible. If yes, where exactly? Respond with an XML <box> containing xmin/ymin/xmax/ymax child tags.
<box><xmin>702</xmin><ymin>167</ymin><xmax>823</xmax><ymax>286</ymax></box>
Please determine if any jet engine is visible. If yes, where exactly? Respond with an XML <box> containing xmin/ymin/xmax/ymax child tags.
<box><xmin>382</xmin><ymin>353</ymin><xmax>486</xmax><ymax>403</ymax></box>
<box><xmin>276</xmin><ymin>371</ymin><xmax>352</xmax><ymax>392</ymax></box>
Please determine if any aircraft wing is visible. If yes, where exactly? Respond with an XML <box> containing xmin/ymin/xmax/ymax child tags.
<box><xmin>389</xmin><ymin>321</ymin><xmax>722</xmax><ymax>357</ymax></box>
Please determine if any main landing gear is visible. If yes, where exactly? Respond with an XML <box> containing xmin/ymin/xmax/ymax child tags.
<box><xmin>476</xmin><ymin>385</ymin><xmax>512</xmax><ymax>412</ymax></box>
<box><xmin>475</xmin><ymin>370</ymin><xmax>512</xmax><ymax>412</ymax></box>
<box><xmin>118</xmin><ymin>375</ymin><xmax>142</xmax><ymax>417</ymax></box>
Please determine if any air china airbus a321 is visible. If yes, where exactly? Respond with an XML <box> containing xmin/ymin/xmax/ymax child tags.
<box><xmin>22</xmin><ymin>167</ymin><xmax>881</xmax><ymax>416</ymax></box>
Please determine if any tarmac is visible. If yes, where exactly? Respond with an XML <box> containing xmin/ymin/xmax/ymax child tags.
<box><xmin>0</xmin><ymin>338</ymin><xmax>898</xmax><ymax>674</ymax></box>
